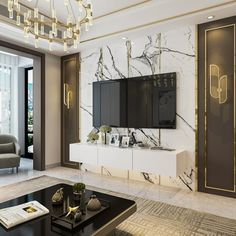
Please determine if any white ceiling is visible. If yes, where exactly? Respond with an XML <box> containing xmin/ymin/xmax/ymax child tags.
<box><xmin>0</xmin><ymin>0</ymin><xmax>235</xmax><ymax>56</ymax></box>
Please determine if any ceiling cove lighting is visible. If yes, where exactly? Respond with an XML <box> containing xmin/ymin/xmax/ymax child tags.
<box><xmin>7</xmin><ymin>0</ymin><xmax>93</xmax><ymax>51</ymax></box>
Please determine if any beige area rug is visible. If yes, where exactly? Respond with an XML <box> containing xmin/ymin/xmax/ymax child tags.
<box><xmin>0</xmin><ymin>176</ymin><xmax>236</xmax><ymax>236</ymax></box>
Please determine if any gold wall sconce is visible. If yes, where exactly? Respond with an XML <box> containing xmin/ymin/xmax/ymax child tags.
<box><xmin>64</xmin><ymin>83</ymin><xmax>72</xmax><ymax>109</ymax></box>
<box><xmin>209</xmin><ymin>64</ymin><xmax>228</xmax><ymax>104</ymax></box>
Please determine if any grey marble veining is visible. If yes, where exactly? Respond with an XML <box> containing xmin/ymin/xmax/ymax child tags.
<box><xmin>80</xmin><ymin>26</ymin><xmax>196</xmax><ymax>190</ymax></box>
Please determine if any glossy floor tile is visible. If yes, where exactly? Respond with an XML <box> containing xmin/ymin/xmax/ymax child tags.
<box><xmin>0</xmin><ymin>158</ymin><xmax>235</xmax><ymax>220</ymax></box>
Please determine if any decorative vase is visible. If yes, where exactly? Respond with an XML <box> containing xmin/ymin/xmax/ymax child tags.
<box><xmin>73</xmin><ymin>190</ymin><xmax>83</xmax><ymax>201</ymax></box>
<box><xmin>80</xmin><ymin>190</ymin><xmax>86</xmax><ymax>215</ymax></box>
<box><xmin>87</xmin><ymin>195</ymin><xmax>101</xmax><ymax>211</ymax></box>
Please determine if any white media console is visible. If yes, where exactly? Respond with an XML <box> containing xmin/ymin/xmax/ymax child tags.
<box><xmin>70</xmin><ymin>143</ymin><xmax>187</xmax><ymax>177</ymax></box>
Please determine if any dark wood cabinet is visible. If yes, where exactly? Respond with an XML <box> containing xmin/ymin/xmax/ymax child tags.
<box><xmin>93</xmin><ymin>80</ymin><xmax>127</xmax><ymax>127</ymax></box>
<box><xmin>127</xmin><ymin>79</ymin><xmax>152</xmax><ymax>128</ymax></box>
<box><xmin>61</xmin><ymin>54</ymin><xmax>80</xmax><ymax>168</ymax></box>
<box><xmin>198</xmin><ymin>16</ymin><xmax>236</xmax><ymax>198</ymax></box>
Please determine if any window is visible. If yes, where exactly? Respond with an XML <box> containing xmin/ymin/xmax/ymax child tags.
<box><xmin>0</xmin><ymin>66</ymin><xmax>11</xmax><ymax>134</ymax></box>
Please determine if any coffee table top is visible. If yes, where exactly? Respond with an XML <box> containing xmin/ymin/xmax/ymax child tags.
<box><xmin>0</xmin><ymin>184</ymin><xmax>136</xmax><ymax>236</ymax></box>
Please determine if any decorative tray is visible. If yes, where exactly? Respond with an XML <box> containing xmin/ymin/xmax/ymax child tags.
<box><xmin>51</xmin><ymin>199</ymin><xmax>110</xmax><ymax>231</ymax></box>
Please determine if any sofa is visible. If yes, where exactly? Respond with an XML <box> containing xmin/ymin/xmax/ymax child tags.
<box><xmin>0</xmin><ymin>135</ymin><xmax>20</xmax><ymax>173</ymax></box>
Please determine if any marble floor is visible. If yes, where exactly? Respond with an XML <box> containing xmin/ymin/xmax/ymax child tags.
<box><xmin>0</xmin><ymin>158</ymin><xmax>236</xmax><ymax>221</ymax></box>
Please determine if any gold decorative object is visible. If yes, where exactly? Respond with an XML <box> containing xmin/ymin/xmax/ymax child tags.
<box><xmin>209</xmin><ymin>64</ymin><xmax>228</xmax><ymax>104</ymax></box>
<box><xmin>87</xmin><ymin>194</ymin><xmax>101</xmax><ymax>211</ymax></box>
<box><xmin>7</xmin><ymin>0</ymin><xmax>93</xmax><ymax>51</ymax></box>
<box><xmin>64</xmin><ymin>83</ymin><xmax>72</xmax><ymax>109</ymax></box>
<box><xmin>52</xmin><ymin>188</ymin><xmax>64</xmax><ymax>204</ymax></box>
<box><xmin>65</xmin><ymin>206</ymin><xmax>79</xmax><ymax>217</ymax></box>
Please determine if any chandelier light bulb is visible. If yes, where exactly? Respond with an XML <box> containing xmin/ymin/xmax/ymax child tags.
<box><xmin>35</xmin><ymin>36</ymin><xmax>39</xmax><ymax>48</ymax></box>
<box><xmin>64</xmin><ymin>41</ymin><xmax>68</xmax><ymax>52</ymax></box>
<box><xmin>8</xmin><ymin>1</ymin><xmax>13</xmax><ymax>12</ymax></box>
<box><xmin>34</xmin><ymin>22</ymin><xmax>39</xmax><ymax>35</ymax></box>
<box><xmin>16</xmin><ymin>15</ymin><xmax>21</xmax><ymax>26</ymax></box>
<box><xmin>34</xmin><ymin>8</ymin><xmax>39</xmax><ymax>18</ymax></box>
<box><xmin>73</xmin><ymin>39</ymin><xmax>78</xmax><ymax>49</ymax></box>
<box><xmin>40</xmin><ymin>15</ymin><xmax>45</xmax><ymax>35</ymax></box>
<box><xmin>7</xmin><ymin>0</ymin><xmax>93</xmax><ymax>52</ymax></box>
<box><xmin>9</xmin><ymin>11</ymin><xmax>13</xmax><ymax>19</ymax></box>
<box><xmin>27</xmin><ymin>10</ymin><xmax>32</xmax><ymax>19</ymax></box>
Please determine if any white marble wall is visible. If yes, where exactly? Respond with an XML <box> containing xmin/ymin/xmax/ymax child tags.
<box><xmin>79</xmin><ymin>26</ymin><xmax>196</xmax><ymax>190</ymax></box>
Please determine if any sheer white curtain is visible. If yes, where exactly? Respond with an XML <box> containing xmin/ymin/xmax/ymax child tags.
<box><xmin>0</xmin><ymin>53</ymin><xmax>18</xmax><ymax>136</ymax></box>
<box><xmin>0</xmin><ymin>65</ymin><xmax>11</xmax><ymax>134</ymax></box>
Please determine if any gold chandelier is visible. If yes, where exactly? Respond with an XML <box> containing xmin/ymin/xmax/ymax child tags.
<box><xmin>7</xmin><ymin>0</ymin><xmax>93</xmax><ymax>51</ymax></box>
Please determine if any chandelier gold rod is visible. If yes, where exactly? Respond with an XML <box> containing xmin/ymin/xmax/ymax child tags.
<box><xmin>17</xmin><ymin>2</ymin><xmax>88</xmax><ymax>28</ymax></box>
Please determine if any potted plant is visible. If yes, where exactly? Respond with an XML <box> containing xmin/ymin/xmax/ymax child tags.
<box><xmin>99</xmin><ymin>125</ymin><xmax>112</xmax><ymax>144</ymax></box>
<box><xmin>87</xmin><ymin>132</ymin><xmax>99</xmax><ymax>143</ymax></box>
<box><xmin>73</xmin><ymin>183</ymin><xmax>86</xmax><ymax>201</ymax></box>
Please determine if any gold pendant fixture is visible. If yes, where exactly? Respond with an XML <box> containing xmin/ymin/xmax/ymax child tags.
<box><xmin>7</xmin><ymin>0</ymin><xmax>93</xmax><ymax>52</ymax></box>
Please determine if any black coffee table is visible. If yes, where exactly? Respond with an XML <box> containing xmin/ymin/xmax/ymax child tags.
<box><xmin>0</xmin><ymin>184</ymin><xmax>136</xmax><ymax>236</ymax></box>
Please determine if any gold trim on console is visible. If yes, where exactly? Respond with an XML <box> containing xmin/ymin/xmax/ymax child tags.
<box><xmin>204</xmin><ymin>24</ymin><xmax>236</xmax><ymax>193</ymax></box>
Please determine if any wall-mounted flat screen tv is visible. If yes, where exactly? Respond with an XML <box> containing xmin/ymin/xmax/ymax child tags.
<box><xmin>93</xmin><ymin>72</ymin><xmax>176</xmax><ymax>129</ymax></box>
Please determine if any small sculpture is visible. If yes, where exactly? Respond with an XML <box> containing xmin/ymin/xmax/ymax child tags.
<box><xmin>52</xmin><ymin>188</ymin><xmax>64</xmax><ymax>205</ymax></box>
<box><xmin>65</xmin><ymin>206</ymin><xmax>79</xmax><ymax>218</ymax></box>
<box><xmin>74</xmin><ymin>210</ymin><xmax>82</xmax><ymax>222</ymax></box>
<box><xmin>87</xmin><ymin>195</ymin><xmax>101</xmax><ymax>211</ymax></box>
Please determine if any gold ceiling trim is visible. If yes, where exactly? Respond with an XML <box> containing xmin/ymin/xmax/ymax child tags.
<box><xmin>80</xmin><ymin>0</ymin><xmax>236</xmax><ymax>44</ymax></box>
<box><xmin>93</xmin><ymin>0</ymin><xmax>151</xmax><ymax>21</ymax></box>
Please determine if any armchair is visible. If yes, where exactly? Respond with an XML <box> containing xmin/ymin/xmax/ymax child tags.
<box><xmin>0</xmin><ymin>135</ymin><xmax>21</xmax><ymax>173</ymax></box>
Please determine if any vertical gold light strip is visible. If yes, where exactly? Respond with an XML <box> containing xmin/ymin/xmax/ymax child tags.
<box><xmin>234</xmin><ymin>23</ymin><xmax>236</xmax><ymax>193</ymax></box>
<box><xmin>195</xmin><ymin>25</ymin><xmax>198</xmax><ymax>191</ymax></box>
<box><xmin>204</xmin><ymin>24</ymin><xmax>236</xmax><ymax>192</ymax></box>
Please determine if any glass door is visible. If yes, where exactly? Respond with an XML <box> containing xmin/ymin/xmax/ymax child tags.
<box><xmin>25</xmin><ymin>67</ymin><xmax>33</xmax><ymax>159</ymax></box>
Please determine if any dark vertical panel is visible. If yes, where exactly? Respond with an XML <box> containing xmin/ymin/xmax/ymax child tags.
<box><xmin>206</xmin><ymin>26</ymin><xmax>234</xmax><ymax>190</ymax></box>
<box><xmin>110</xmin><ymin>82</ymin><xmax>120</xmax><ymax>127</ymax></box>
<box><xmin>61</xmin><ymin>54</ymin><xmax>80</xmax><ymax>168</ymax></box>
<box><xmin>198</xmin><ymin>16</ymin><xmax>236</xmax><ymax>198</ymax></box>
<box><xmin>127</xmin><ymin>79</ymin><xmax>148</xmax><ymax>128</ymax></box>
<box><xmin>100</xmin><ymin>83</ymin><xmax>111</xmax><ymax>126</ymax></box>
<box><xmin>146</xmin><ymin>79</ymin><xmax>153</xmax><ymax>128</ymax></box>
<box><xmin>119</xmin><ymin>80</ymin><xmax>127</xmax><ymax>127</ymax></box>
<box><xmin>93</xmin><ymin>82</ymin><xmax>101</xmax><ymax>128</ymax></box>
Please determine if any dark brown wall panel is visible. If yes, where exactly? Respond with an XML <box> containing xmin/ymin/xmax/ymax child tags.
<box><xmin>198</xmin><ymin>16</ymin><xmax>236</xmax><ymax>198</ymax></box>
<box><xmin>61</xmin><ymin>54</ymin><xmax>80</xmax><ymax>168</ymax></box>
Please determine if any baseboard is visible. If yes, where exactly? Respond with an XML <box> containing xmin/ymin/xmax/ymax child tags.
<box><xmin>45</xmin><ymin>162</ymin><xmax>61</xmax><ymax>170</ymax></box>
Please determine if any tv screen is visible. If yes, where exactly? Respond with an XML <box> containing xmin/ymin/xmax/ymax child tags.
<box><xmin>92</xmin><ymin>72</ymin><xmax>176</xmax><ymax>129</ymax></box>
